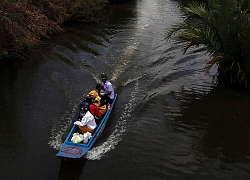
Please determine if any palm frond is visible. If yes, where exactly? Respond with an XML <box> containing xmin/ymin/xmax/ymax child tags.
<box><xmin>166</xmin><ymin>0</ymin><xmax>250</xmax><ymax>88</ymax></box>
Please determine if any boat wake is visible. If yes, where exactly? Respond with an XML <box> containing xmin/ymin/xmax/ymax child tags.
<box><xmin>86</xmin><ymin>80</ymin><xmax>139</xmax><ymax>160</ymax></box>
<box><xmin>48</xmin><ymin>95</ymin><xmax>85</xmax><ymax>150</ymax></box>
<box><xmin>110</xmin><ymin>43</ymin><xmax>138</xmax><ymax>83</ymax></box>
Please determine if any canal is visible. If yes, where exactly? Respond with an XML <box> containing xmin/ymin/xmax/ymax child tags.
<box><xmin>1</xmin><ymin>0</ymin><xmax>250</xmax><ymax>179</ymax></box>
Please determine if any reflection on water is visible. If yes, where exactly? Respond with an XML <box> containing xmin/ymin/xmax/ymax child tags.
<box><xmin>164</xmin><ymin>86</ymin><xmax>250</xmax><ymax>179</ymax></box>
<box><xmin>0</xmin><ymin>0</ymin><xmax>250</xmax><ymax>180</ymax></box>
<box><xmin>179</xmin><ymin>87</ymin><xmax>250</xmax><ymax>164</ymax></box>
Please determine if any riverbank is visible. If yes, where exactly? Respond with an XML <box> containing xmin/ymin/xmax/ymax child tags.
<box><xmin>0</xmin><ymin>0</ymin><xmax>129</xmax><ymax>60</ymax></box>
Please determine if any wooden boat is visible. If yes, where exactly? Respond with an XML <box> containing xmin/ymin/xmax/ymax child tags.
<box><xmin>56</xmin><ymin>94</ymin><xmax>118</xmax><ymax>159</ymax></box>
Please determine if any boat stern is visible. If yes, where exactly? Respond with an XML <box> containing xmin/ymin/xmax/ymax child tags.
<box><xmin>56</xmin><ymin>143</ymin><xmax>88</xmax><ymax>159</ymax></box>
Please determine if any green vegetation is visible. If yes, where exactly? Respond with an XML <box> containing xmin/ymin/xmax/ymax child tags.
<box><xmin>167</xmin><ymin>0</ymin><xmax>250</xmax><ymax>89</ymax></box>
<box><xmin>0</xmin><ymin>0</ymin><xmax>108</xmax><ymax>57</ymax></box>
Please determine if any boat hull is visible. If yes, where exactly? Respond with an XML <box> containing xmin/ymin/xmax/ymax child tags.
<box><xmin>56</xmin><ymin>94</ymin><xmax>117</xmax><ymax>159</ymax></box>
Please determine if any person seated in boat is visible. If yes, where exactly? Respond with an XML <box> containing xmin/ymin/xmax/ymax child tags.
<box><xmin>74</xmin><ymin>97</ymin><xmax>103</xmax><ymax>134</ymax></box>
<box><xmin>100</xmin><ymin>73</ymin><xmax>115</xmax><ymax>105</ymax></box>
<box><xmin>96</xmin><ymin>83</ymin><xmax>110</xmax><ymax>110</ymax></box>
<box><xmin>96</xmin><ymin>83</ymin><xmax>104</xmax><ymax>93</ymax></box>
<box><xmin>88</xmin><ymin>89</ymin><xmax>108</xmax><ymax>115</ymax></box>
<box><xmin>85</xmin><ymin>96</ymin><xmax>103</xmax><ymax>120</ymax></box>
<box><xmin>77</xmin><ymin>103</ymin><xmax>88</xmax><ymax>120</ymax></box>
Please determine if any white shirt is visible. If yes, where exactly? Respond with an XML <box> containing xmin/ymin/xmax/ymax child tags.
<box><xmin>74</xmin><ymin>111</ymin><xmax>97</xmax><ymax>130</ymax></box>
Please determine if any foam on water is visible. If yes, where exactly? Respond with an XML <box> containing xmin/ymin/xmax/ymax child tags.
<box><xmin>111</xmin><ymin>43</ymin><xmax>138</xmax><ymax>82</ymax></box>
<box><xmin>48</xmin><ymin>95</ymin><xmax>85</xmax><ymax>150</ymax></box>
<box><xmin>86</xmin><ymin>80</ymin><xmax>139</xmax><ymax>160</ymax></box>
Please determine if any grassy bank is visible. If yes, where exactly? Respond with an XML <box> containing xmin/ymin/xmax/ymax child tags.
<box><xmin>0</xmin><ymin>0</ymin><xmax>108</xmax><ymax>58</ymax></box>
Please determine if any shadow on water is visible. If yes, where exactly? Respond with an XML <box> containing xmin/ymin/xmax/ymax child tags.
<box><xmin>57</xmin><ymin>158</ymin><xmax>87</xmax><ymax>180</ymax></box>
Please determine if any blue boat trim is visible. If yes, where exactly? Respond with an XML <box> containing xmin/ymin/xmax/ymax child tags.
<box><xmin>56</xmin><ymin>94</ymin><xmax>118</xmax><ymax>159</ymax></box>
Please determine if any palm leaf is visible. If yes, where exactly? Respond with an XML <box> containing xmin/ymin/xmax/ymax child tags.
<box><xmin>166</xmin><ymin>0</ymin><xmax>250</xmax><ymax>88</ymax></box>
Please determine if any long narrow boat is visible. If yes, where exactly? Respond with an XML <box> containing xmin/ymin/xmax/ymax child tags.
<box><xmin>56</xmin><ymin>94</ymin><xmax>118</xmax><ymax>159</ymax></box>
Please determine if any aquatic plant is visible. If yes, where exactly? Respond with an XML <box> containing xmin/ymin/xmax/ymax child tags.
<box><xmin>167</xmin><ymin>0</ymin><xmax>250</xmax><ymax>89</ymax></box>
